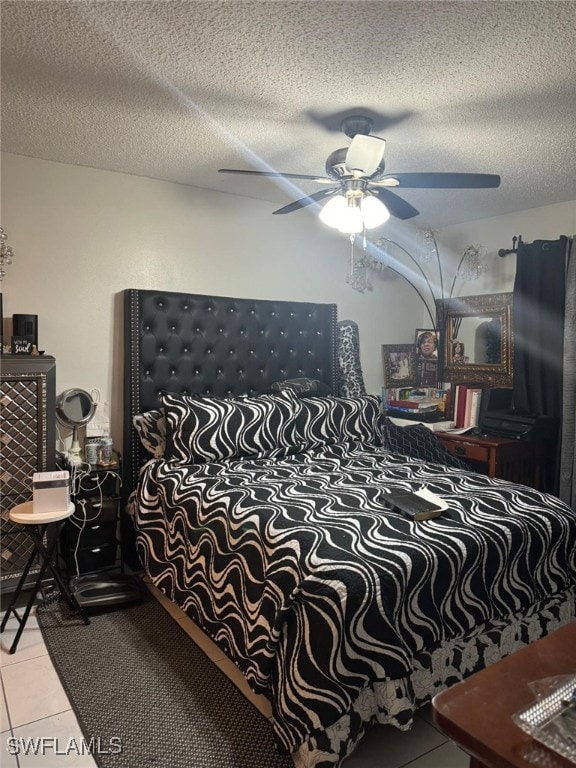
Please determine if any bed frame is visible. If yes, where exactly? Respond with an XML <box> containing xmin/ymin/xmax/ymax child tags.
<box><xmin>121</xmin><ymin>288</ymin><xmax>575</xmax><ymax>767</ymax></box>
<box><xmin>122</xmin><ymin>288</ymin><xmax>338</xmax><ymax>559</ymax></box>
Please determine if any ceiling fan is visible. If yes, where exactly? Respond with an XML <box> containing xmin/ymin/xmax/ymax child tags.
<box><xmin>219</xmin><ymin>115</ymin><xmax>500</xmax><ymax>233</ymax></box>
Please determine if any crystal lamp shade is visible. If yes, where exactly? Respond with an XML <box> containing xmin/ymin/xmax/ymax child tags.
<box><xmin>0</xmin><ymin>227</ymin><xmax>15</xmax><ymax>281</ymax></box>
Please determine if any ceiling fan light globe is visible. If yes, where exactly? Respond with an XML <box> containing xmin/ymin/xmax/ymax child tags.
<box><xmin>337</xmin><ymin>205</ymin><xmax>363</xmax><ymax>234</ymax></box>
<box><xmin>360</xmin><ymin>195</ymin><xmax>390</xmax><ymax>228</ymax></box>
<box><xmin>319</xmin><ymin>194</ymin><xmax>347</xmax><ymax>228</ymax></box>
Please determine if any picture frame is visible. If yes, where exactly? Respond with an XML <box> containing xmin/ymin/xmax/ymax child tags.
<box><xmin>451</xmin><ymin>340</ymin><xmax>469</xmax><ymax>364</ymax></box>
<box><xmin>381</xmin><ymin>344</ymin><xmax>416</xmax><ymax>387</ymax></box>
<box><xmin>414</xmin><ymin>329</ymin><xmax>440</xmax><ymax>360</ymax></box>
<box><xmin>414</xmin><ymin>328</ymin><xmax>440</xmax><ymax>387</ymax></box>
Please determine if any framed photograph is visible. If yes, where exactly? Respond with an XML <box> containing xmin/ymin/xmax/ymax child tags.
<box><xmin>415</xmin><ymin>329</ymin><xmax>440</xmax><ymax>360</ymax></box>
<box><xmin>381</xmin><ymin>344</ymin><xmax>416</xmax><ymax>387</ymax></box>
<box><xmin>414</xmin><ymin>328</ymin><xmax>440</xmax><ymax>387</ymax></box>
<box><xmin>451</xmin><ymin>340</ymin><xmax>469</xmax><ymax>364</ymax></box>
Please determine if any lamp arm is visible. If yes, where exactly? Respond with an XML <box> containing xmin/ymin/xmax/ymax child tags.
<box><xmin>376</xmin><ymin>238</ymin><xmax>438</xmax><ymax>330</ymax></box>
<box><xmin>430</xmin><ymin>231</ymin><xmax>444</xmax><ymax>302</ymax></box>
<box><xmin>448</xmin><ymin>249</ymin><xmax>470</xmax><ymax>300</ymax></box>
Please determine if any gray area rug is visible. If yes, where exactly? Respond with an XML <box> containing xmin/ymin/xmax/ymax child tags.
<box><xmin>37</xmin><ymin>590</ymin><xmax>293</xmax><ymax>768</ymax></box>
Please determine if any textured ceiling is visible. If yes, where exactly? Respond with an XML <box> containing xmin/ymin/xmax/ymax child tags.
<box><xmin>2</xmin><ymin>0</ymin><xmax>575</xmax><ymax>228</ymax></box>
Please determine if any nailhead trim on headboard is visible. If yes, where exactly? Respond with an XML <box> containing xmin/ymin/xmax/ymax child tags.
<box><xmin>122</xmin><ymin>288</ymin><xmax>338</xmax><ymax>546</ymax></box>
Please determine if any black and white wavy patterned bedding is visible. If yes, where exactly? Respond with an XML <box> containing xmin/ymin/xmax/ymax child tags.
<box><xmin>133</xmin><ymin>441</ymin><xmax>576</xmax><ymax>764</ymax></box>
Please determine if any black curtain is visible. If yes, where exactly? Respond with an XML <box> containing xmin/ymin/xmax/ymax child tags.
<box><xmin>512</xmin><ymin>236</ymin><xmax>567</xmax><ymax>417</ymax></box>
<box><xmin>559</xmin><ymin>243</ymin><xmax>575</xmax><ymax>509</ymax></box>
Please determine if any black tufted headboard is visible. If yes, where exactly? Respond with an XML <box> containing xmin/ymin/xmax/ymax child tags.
<box><xmin>122</xmin><ymin>288</ymin><xmax>338</xmax><ymax>504</ymax></box>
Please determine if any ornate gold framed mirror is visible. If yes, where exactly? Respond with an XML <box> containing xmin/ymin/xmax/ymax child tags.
<box><xmin>436</xmin><ymin>292</ymin><xmax>513</xmax><ymax>386</ymax></box>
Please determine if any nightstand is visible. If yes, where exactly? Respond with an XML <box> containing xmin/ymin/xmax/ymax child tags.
<box><xmin>59</xmin><ymin>452</ymin><xmax>122</xmax><ymax>577</ymax></box>
<box><xmin>436</xmin><ymin>432</ymin><xmax>548</xmax><ymax>491</ymax></box>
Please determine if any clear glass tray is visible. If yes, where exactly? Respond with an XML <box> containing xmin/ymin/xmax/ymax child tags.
<box><xmin>513</xmin><ymin>674</ymin><xmax>576</xmax><ymax>764</ymax></box>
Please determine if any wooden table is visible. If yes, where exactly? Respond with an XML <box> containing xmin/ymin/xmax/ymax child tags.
<box><xmin>436</xmin><ymin>432</ymin><xmax>547</xmax><ymax>490</ymax></box>
<box><xmin>432</xmin><ymin>621</ymin><xmax>576</xmax><ymax>768</ymax></box>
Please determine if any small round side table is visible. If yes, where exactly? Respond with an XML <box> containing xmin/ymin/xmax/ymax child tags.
<box><xmin>0</xmin><ymin>501</ymin><xmax>90</xmax><ymax>654</ymax></box>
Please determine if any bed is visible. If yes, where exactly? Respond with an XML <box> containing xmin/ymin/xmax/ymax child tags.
<box><xmin>122</xmin><ymin>288</ymin><xmax>576</xmax><ymax>768</ymax></box>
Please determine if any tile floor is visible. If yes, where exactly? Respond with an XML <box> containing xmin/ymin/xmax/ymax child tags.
<box><xmin>1</xmin><ymin>583</ymin><xmax>470</xmax><ymax>767</ymax></box>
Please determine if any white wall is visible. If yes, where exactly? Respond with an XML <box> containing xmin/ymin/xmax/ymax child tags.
<box><xmin>437</xmin><ymin>200</ymin><xmax>575</xmax><ymax>295</ymax></box>
<box><xmin>4</xmin><ymin>152</ymin><xmax>572</xmax><ymax>451</ymax></box>
<box><xmin>1</xmin><ymin>152</ymin><xmax>423</xmax><ymax>449</ymax></box>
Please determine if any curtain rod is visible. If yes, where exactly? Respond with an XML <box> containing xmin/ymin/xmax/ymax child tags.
<box><xmin>498</xmin><ymin>234</ymin><xmax>573</xmax><ymax>257</ymax></box>
<box><xmin>498</xmin><ymin>234</ymin><xmax>523</xmax><ymax>257</ymax></box>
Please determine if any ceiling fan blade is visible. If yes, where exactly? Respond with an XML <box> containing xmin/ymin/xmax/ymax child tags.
<box><xmin>376</xmin><ymin>173</ymin><xmax>501</xmax><ymax>189</ymax></box>
<box><xmin>272</xmin><ymin>188</ymin><xmax>338</xmax><ymax>215</ymax></box>
<box><xmin>344</xmin><ymin>135</ymin><xmax>386</xmax><ymax>177</ymax></box>
<box><xmin>371</xmin><ymin>188</ymin><xmax>420</xmax><ymax>220</ymax></box>
<box><xmin>218</xmin><ymin>168</ymin><xmax>333</xmax><ymax>183</ymax></box>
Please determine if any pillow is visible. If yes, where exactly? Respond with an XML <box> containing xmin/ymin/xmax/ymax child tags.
<box><xmin>133</xmin><ymin>409</ymin><xmax>166</xmax><ymax>458</ymax></box>
<box><xmin>295</xmin><ymin>394</ymin><xmax>381</xmax><ymax>451</ymax></box>
<box><xmin>267</xmin><ymin>378</ymin><xmax>332</xmax><ymax>397</ymax></box>
<box><xmin>162</xmin><ymin>390</ymin><xmax>302</xmax><ymax>464</ymax></box>
<box><xmin>379</xmin><ymin>416</ymin><xmax>469</xmax><ymax>469</ymax></box>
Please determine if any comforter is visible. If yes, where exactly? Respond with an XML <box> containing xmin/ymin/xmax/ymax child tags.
<box><xmin>133</xmin><ymin>441</ymin><xmax>576</xmax><ymax>761</ymax></box>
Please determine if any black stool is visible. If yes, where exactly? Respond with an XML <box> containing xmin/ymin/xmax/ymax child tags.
<box><xmin>1</xmin><ymin>501</ymin><xmax>90</xmax><ymax>654</ymax></box>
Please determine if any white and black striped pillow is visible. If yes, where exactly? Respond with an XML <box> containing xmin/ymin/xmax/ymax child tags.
<box><xmin>133</xmin><ymin>409</ymin><xmax>166</xmax><ymax>457</ymax></box>
<box><xmin>295</xmin><ymin>394</ymin><xmax>381</xmax><ymax>451</ymax></box>
<box><xmin>162</xmin><ymin>390</ymin><xmax>302</xmax><ymax>464</ymax></box>
<box><xmin>267</xmin><ymin>378</ymin><xmax>331</xmax><ymax>397</ymax></box>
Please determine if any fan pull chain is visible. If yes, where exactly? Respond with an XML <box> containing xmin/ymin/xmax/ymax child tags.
<box><xmin>363</xmin><ymin>231</ymin><xmax>374</xmax><ymax>291</ymax></box>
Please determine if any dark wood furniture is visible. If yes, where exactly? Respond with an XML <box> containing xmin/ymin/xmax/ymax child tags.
<box><xmin>0</xmin><ymin>355</ymin><xmax>56</xmax><ymax>591</ymax></box>
<box><xmin>60</xmin><ymin>452</ymin><xmax>122</xmax><ymax>577</ymax></box>
<box><xmin>437</xmin><ymin>432</ymin><xmax>548</xmax><ymax>490</ymax></box>
<box><xmin>432</xmin><ymin>621</ymin><xmax>576</xmax><ymax>768</ymax></box>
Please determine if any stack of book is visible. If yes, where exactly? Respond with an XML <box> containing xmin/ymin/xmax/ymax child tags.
<box><xmin>449</xmin><ymin>384</ymin><xmax>484</xmax><ymax>429</ymax></box>
<box><xmin>385</xmin><ymin>399</ymin><xmax>445</xmax><ymax>422</ymax></box>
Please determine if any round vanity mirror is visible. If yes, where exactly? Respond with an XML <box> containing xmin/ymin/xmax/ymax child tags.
<box><xmin>56</xmin><ymin>389</ymin><xmax>97</xmax><ymax>464</ymax></box>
